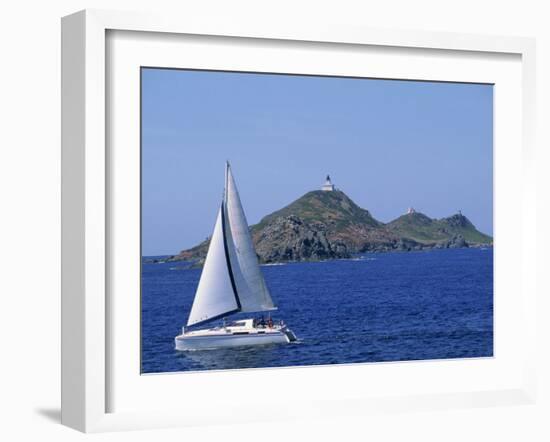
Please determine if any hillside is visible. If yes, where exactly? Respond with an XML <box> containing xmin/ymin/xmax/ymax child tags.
<box><xmin>169</xmin><ymin>190</ymin><xmax>492</xmax><ymax>264</ymax></box>
<box><xmin>387</xmin><ymin>211</ymin><xmax>493</xmax><ymax>246</ymax></box>
<box><xmin>253</xmin><ymin>190</ymin><xmax>381</xmax><ymax>231</ymax></box>
<box><xmin>249</xmin><ymin>190</ymin><xmax>399</xmax><ymax>262</ymax></box>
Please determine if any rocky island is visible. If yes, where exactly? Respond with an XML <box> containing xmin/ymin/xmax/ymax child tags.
<box><xmin>167</xmin><ymin>176</ymin><xmax>492</xmax><ymax>265</ymax></box>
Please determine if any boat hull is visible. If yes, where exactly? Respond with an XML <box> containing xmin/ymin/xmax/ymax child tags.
<box><xmin>175</xmin><ymin>319</ymin><xmax>297</xmax><ymax>351</ymax></box>
<box><xmin>175</xmin><ymin>330</ymin><xmax>290</xmax><ymax>351</ymax></box>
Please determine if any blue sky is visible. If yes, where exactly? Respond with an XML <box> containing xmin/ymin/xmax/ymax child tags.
<box><xmin>142</xmin><ymin>68</ymin><xmax>493</xmax><ymax>256</ymax></box>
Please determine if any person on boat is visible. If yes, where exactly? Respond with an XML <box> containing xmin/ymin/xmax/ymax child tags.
<box><xmin>258</xmin><ymin>315</ymin><xmax>266</xmax><ymax>328</ymax></box>
<box><xmin>267</xmin><ymin>317</ymin><xmax>273</xmax><ymax>328</ymax></box>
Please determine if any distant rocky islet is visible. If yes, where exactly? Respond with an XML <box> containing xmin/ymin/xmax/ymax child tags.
<box><xmin>165</xmin><ymin>177</ymin><xmax>492</xmax><ymax>266</ymax></box>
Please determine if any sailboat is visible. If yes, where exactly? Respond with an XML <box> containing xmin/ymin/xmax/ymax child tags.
<box><xmin>175</xmin><ymin>162</ymin><xmax>297</xmax><ymax>351</ymax></box>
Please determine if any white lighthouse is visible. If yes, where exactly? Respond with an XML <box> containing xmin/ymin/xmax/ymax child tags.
<box><xmin>321</xmin><ymin>175</ymin><xmax>335</xmax><ymax>191</ymax></box>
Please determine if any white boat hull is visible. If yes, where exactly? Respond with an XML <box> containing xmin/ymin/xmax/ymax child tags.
<box><xmin>175</xmin><ymin>319</ymin><xmax>297</xmax><ymax>351</ymax></box>
<box><xmin>175</xmin><ymin>331</ymin><xmax>289</xmax><ymax>350</ymax></box>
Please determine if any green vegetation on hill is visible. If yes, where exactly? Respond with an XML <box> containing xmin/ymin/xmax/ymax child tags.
<box><xmin>387</xmin><ymin>212</ymin><xmax>493</xmax><ymax>245</ymax></box>
<box><xmin>253</xmin><ymin>190</ymin><xmax>381</xmax><ymax>232</ymax></box>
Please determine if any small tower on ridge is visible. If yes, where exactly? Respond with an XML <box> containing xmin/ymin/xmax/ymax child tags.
<box><xmin>321</xmin><ymin>175</ymin><xmax>335</xmax><ymax>191</ymax></box>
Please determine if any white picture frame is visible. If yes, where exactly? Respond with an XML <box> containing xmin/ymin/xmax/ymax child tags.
<box><xmin>61</xmin><ymin>9</ymin><xmax>537</xmax><ymax>433</ymax></box>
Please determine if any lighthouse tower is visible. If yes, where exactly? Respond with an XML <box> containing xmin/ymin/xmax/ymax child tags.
<box><xmin>321</xmin><ymin>175</ymin><xmax>335</xmax><ymax>191</ymax></box>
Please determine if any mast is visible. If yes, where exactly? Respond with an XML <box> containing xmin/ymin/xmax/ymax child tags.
<box><xmin>220</xmin><ymin>200</ymin><xmax>241</xmax><ymax>311</ymax></box>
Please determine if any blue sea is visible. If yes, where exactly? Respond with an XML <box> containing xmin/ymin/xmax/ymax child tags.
<box><xmin>141</xmin><ymin>247</ymin><xmax>493</xmax><ymax>373</ymax></box>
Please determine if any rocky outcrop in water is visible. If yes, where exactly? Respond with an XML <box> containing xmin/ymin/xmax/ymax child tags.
<box><xmin>253</xmin><ymin>215</ymin><xmax>349</xmax><ymax>263</ymax></box>
<box><xmin>169</xmin><ymin>189</ymin><xmax>492</xmax><ymax>264</ymax></box>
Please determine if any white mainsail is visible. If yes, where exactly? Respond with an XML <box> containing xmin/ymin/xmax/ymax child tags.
<box><xmin>186</xmin><ymin>206</ymin><xmax>239</xmax><ymax>326</ymax></box>
<box><xmin>225</xmin><ymin>164</ymin><xmax>277</xmax><ymax>312</ymax></box>
<box><xmin>186</xmin><ymin>163</ymin><xmax>276</xmax><ymax>328</ymax></box>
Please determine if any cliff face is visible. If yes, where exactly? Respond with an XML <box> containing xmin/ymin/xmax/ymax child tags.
<box><xmin>253</xmin><ymin>214</ymin><xmax>350</xmax><ymax>263</ymax></box>
<box><xmin>251</xmin><ymin>190</ymin><xmax>394</xmax><ymax>259</ymax></box>
<box><xmin>169</xmin><ymin>190</ymin><xmax>492</xmax><ymax>264</ymax></box>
